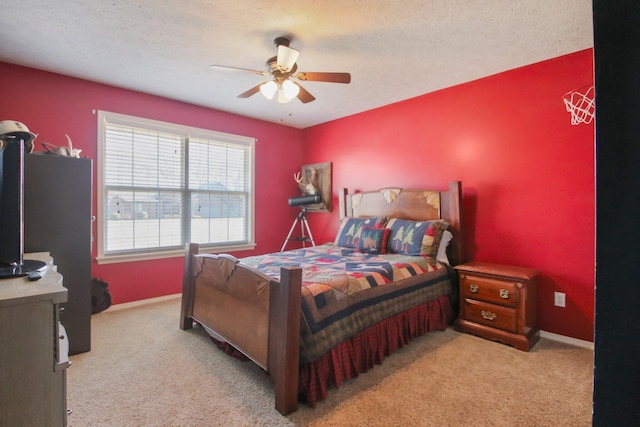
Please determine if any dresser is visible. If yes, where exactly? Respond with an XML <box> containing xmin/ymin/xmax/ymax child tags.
<box><xmin>454</xmin><ymin>261</ymin><xmax>540</xmax><ymax>351</ymax></box>
<box><xmin>0</xmin><ymin>253</ymin><xmax>68</xmax><ymax>426</ymax></box>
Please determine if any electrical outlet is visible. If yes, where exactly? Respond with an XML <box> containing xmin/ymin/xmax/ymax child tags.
<box><xmin>554</xmin><ymin>292</ymin><xmax>566</xmax><ymax>307</ymax></box>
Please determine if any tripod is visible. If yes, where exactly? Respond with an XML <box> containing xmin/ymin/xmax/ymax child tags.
<box><xmin>281</xmin><ymin>206</ymin><xmax>315</xmax><ymax>251</ymax></box>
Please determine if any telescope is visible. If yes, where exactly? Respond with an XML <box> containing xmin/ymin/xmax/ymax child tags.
<box><xmin>288</xmin><ymin>193</ymin><xmax>321</xmax><ymax>207</ymax></box>
<box><xmin>282</xmin><ymin>193</ymin><xmax>321</xmax><ymax>251</ymax></box>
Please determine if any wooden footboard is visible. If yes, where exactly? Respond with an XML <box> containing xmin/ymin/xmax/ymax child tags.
<box><xmin>180</xmin><ymin>243</ymin><xmax>302</xmax><ymax>415</ymax></box>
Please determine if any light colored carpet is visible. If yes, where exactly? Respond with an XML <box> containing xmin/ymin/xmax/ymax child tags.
<box><xmin>67</xmin><ymin>297</ymin><xmax>593</xmax><ymax>426</ymax></box>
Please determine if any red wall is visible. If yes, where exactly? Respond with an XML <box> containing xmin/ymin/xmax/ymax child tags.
<box><xmin>302</xmin><ymin>49</ymin><xmax>595</xmax><ymax>342</ymax></box>
<box><xmin>1</xmin><ymin>49</ymin><xmax>594</xmax><ymax>342</ymax></box>
<box><xmin>0</xmin><ymin>62</ymin><xmax>304</xmax><ymax>304</ymax></box>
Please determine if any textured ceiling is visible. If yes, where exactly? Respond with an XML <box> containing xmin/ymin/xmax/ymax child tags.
<box><xmin>0</xmin><ymin>1</ymin><xmax>593</xmax><ymax>129</ymax></box>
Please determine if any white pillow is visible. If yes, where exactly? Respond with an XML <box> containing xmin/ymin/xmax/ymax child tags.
<box><xmin>436</xmin><ymin>230</ymin><xmax>453</xmax><ymax>265</ymax></box>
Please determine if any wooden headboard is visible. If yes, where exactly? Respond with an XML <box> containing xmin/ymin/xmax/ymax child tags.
<box><xmin>338</xmin><ymin>181</ymin><xmax>464</xmax><ymax>265</ymax></box>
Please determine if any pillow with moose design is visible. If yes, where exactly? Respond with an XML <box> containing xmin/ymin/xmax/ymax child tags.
<box><xmin>357</xmin><ymin>226</ymin><xmax>390</xmax><ymax>254</ymax></box>
<box><xmin>385</xmin><ymin>218</ymin><xmax>449</xmax><ymax>257</ymax></box>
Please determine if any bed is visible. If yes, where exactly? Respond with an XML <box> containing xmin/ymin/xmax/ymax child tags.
<box><xmin>180</xmin><ymin>181</ymin><xmax>463</xmax><ymax>415</ymax></box>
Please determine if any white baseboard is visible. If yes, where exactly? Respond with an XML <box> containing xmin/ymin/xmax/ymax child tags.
<box><xmin>540</xmin><ymin>330</ymin><xmax>594</xmax><ymax>350</ymax></box>
<box><xmin>106</xmin><ymin>293</ymin><xmax>181</xmax><ymax>312</ymax></box>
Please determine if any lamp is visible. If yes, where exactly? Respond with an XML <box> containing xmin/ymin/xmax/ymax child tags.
<box><xmin>260</xmin><ymin>79</ymin><xmax>300</xmax><ymax>103</ymax></box>
<box><xmin>277</xmin><ymin>45</ymin><xmax>300</xmax><ymax>72</ymax></box>
<box><xmin>276</xmin><ymin>80</ymin><xmax>300</xmax><ymax>103</ymax></box>
<box><xmin>282</xmin><ymin>80</ymin><xmax>300</xmax><ymax>99</ymax></box>
<box><xmin>259</xmin><ymin>80</ymin><xmax>277</xmax><ymax>99</ymax></box>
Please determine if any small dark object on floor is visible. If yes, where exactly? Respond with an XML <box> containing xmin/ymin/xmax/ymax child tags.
<box><xmin>91</xmin><ymin>277</ymin><xmax>112</xmax><ymax>314</ymax></box>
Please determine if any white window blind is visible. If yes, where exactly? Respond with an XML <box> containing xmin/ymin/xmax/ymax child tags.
<box><xmin>97</xmin><ymin>111</ymin><xmax>255</xmax><ymax>263</ymax></box>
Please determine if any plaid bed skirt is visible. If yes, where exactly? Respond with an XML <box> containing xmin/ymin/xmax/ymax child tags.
<box><xmin>298</xmin><ymin>294</ymin><xmax>453</xmax><ymax>406</ymax></box>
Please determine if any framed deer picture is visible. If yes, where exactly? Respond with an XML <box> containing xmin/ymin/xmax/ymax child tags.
<box><xmin>294</xmin><ymin>162</ymin><xmax>332</xmax><ymax>212</ymax></box>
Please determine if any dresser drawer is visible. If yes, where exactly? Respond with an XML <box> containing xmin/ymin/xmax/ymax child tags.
<box><xmin>460</xmin><ymin>274</ymin><xmax>520</xmax><ymax>307</ymax></box>
<box><xmin>463</xmin><ymin>299</ymin><xmax>517</xmax><ymax>333</ymax></box>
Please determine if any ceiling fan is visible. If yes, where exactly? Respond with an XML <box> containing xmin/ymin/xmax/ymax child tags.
<box><xmin>210</xmin><ymin>37</ymin><xmax>351</xmax><ymax>104</ymax></box>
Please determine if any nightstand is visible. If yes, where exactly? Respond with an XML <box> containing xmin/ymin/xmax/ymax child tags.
<box><xmin>454</xmin><ymin>261</ymin><xmax>540</xmax><ymax>351</ymax></box>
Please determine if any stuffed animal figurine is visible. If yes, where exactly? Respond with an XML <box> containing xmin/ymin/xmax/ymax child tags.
<box><xmin>42</xmin><ymin>134</ymin><xmax>82</xmax><ymax>158</ymax></box>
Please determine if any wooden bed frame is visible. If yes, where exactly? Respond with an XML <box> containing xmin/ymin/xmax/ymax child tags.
<box><xmin>180</xmin><ymin>181</ymin><xmax>463</xmax><ymax>415</ymax></box>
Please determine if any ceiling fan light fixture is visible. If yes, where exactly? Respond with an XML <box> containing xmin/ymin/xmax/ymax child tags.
<box><xmin>259</xmin><ymin>80</ymin><xmax>277</xmax><ymax>99</ymax></box>
<box><xmin>282</xmin><ymin>79</ymin><xmax>300</xmax><ymax>99</ymax></box>
<box><xmin>277</xmin><ymin>87</ymin><xmax>291</xmax><ymax>103</ymax></box>
<box><xmin>277</xmin><ymin>45</ymin><xmax>300</xmax><ymax>72</ymax></box>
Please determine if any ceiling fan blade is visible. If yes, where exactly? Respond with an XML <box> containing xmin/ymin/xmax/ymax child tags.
<box><xmin>210</xmin><ymin>64</ymin><xmax>268</xmax><ymax>76</ymax></box>
<box><xmin>276</xmin><ymin>45</ymin><xmax>300</xmax><ymax>72</ymax></box>
<box><xmin>294</xmin><ymin>82</ymin><xmax>316</xmax><ymax>103</ymax></box>
<box><xmin>237</xmin><ymin>84</ymin><xmax>262</xmax><ymax>99</ymax></box>
<box><xmin>295</xmin><ymin>72</ymin><xmax>351</xmax><ymax>84</ymax></box>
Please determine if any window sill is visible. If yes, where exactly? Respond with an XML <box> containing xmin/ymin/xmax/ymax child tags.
<box><xmin>95</xmin><ymin>243</ymin><xmax>257</xmax><ymax>264</ymax></box>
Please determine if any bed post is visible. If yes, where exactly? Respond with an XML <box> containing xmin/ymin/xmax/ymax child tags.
<box><xmin>268</xmin><ymin>266</ymin><xmax>302</xmax><ymax>415</ymax></box>
<box><xmin>180</xmin><ymin>242</ymin><xmax>199</xmax><ymax>330</ymax></box>
<box><xmin>444</xmin><ymin>181</ymin><xmax>464</xmax><ymax>265</ymax></box>
<box><xmin>338</xmin><ymin>188</ymin><xmax>348</xmax><ymax>219</ymax></box>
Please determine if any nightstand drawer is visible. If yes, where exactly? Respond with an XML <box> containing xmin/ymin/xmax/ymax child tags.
<box><xmin>460</xmin><ymin>274</ymin><xmax>520</xmax><ymax>307</ymax></box>
<box><xmin>463</xmin><ymin>299</ymin><xmax>517</xmax><ymax>333</ymax></box>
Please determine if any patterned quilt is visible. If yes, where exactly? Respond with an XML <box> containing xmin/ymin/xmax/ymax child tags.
<box><xmin>242</xmin><ymin>243</ymin><xmax>453</xmax><ymax>363</ymax></box>
<box><xmin>242</xmin><ymin>243</ymin><xmax>442</xmax><ymax>296</ymax></box>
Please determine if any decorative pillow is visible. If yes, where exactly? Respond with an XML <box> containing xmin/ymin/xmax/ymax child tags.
<box><xmin>436</xmin><ymin>230</ymin><xmax>454</xmax><ymax>265</ymax></box>
<box><xmin>357</xmin><ymin>226</ymin><xmax>390</xmax><ymax>254</ymax></box>
<box><xmin>385</xmin><ymin>218</ymin><xmax>449</xmax><ymax>257</ymax></box>
<box><xmin>334</xmin><ymin>217</ymin><xmax>386</xmax><ymax>248</ymax></box>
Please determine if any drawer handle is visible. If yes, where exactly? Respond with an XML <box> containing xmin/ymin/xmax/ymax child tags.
<box><xmin>481</xmin><ymin>310</ymin><xmax>497</xmax><ymax>321</ymax></box>
<box><xmin>499</xmin><ymin>289</ymin><xmax>510</xmax><ymax>299</ymax></box>
<box><xmin>469</xmin><ymin>284</ymin><xmax>479</xmax><ymax>293</ymax></box>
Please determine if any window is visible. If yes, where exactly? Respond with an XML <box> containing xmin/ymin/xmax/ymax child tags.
<box><xmin>96</xmin><ymin>111</ymin><xmax>255</xmax><ymax>263</ymax></box>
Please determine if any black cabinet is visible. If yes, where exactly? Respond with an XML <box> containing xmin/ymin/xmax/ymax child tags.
<box><xmin>24</xmin><ymin>154</ymin><xmax>92</xmax><ymax>355</ymax></box>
